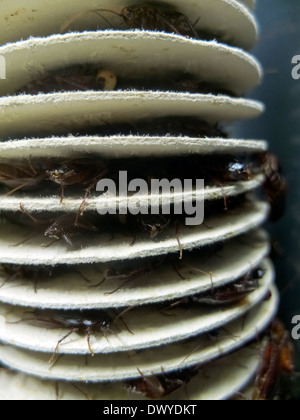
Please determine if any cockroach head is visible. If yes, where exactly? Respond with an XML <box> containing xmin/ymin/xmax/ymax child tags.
<box><xmin>227</xmin><ymin>162</ymin><xmax>251</xmax><ymax>181</ymax></box>
<box><xmin>46</xmin><ymin>166</ymin><xmax>76</xmax><ymax>184</ymax></box>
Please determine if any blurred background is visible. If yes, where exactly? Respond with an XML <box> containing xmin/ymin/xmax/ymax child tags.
<box><xmin>237</xmin><ymin>0</ymin><xmax>300</xmax><ymax>398</ymax></box>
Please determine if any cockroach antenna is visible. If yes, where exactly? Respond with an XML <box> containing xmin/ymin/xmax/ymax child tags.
<box><xmin>61</xmin><ymin>8</ymin><xmax>121</xmax><ymax>33</ymax></box>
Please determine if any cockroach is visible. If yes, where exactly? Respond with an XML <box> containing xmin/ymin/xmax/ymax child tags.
<box><xmin>191</xmin><ymin>267</ymin><xmax>264</xmax><ymax>306</ymax></box>
<box><xmin>137</xmin><ymin>214</ymin><xmax>171</xmax><ymax>240</ymax></box>
<box><xmin>44</xmin><ymin>214</ymin><xmax>99</xmax><ymax>247</ymax></box>
<box><xmin>257</xmin><ymin>152</ymin><xmax>287</xmax><ymax>221</ymax></box>
<box><xmin>164</xmin><ymin>268</ymin><xmax>263</xmax><ymax>311</ymax></box>
<box><xmin>25</xmin><ymin>309</ymin><xmax>113</xmax><ymax>362</ymax></box>
<box><xmin>253</xmin><ymin>320</ymin><xmax>294</xmax><ymax>400</ymax></box>
<box><xmin>0</xmin><ymin>160</ymin><xmax>46</xmax><ymax>197</ymax></box>
<box><xmin>128</xmin><ymin>366</ymin><xmax>199</xmax><ymax>399</ymax></box>
<box><xmin>205</xmin><ymin>159</ymin><xmax>254</xmax><ymax>210</ymax></box>
<box><xmin>222</xmin><ymin>161</ymin><xmax>252</xmax><ymax>182</ymax></box>
<box><xmin>20</xmin><ymin>308</ymin><xmax>133</xmax><ymax>363</ymax></box>
<box><xmin>61</xmin><ymin>2</ymin><xmax>199</xmax><ymax>39</ymax></box>
<box><xmin>16</xmin><ymin>204</ymin><xmax>99</xmax><ymax>247</ymax></box>
<box><xmin>17</xmin><ymin>65</ymin><xmax>117</xmax><ymax>95</ymax></box>
<box><xmin>136</xmin><ymin>215</ymin><xmax>183</xmax><ymax>259</ymax></box>
<box><xmin>46</xmin><ymin>158</ymin><xmax>108</xmax><ymax>205</ymax></box>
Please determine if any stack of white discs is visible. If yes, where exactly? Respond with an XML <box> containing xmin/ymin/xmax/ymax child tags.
<box><xmin>0</xmin><ymin>0</ymin><xmax>279</xmax><ymax>400</ymax></box>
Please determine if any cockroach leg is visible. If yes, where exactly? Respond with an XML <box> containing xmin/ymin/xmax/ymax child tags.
<box><xmin>71</xmin><ymin>383</ymin><xmax>91</xmax><ymax>401</ymax></box>
<box><xmin>1</xmin><ymin>182</ymin><xmax>33</xmax><ymax>198</ymax></box>
<box><xmin>19</xmin><ymin>203</ymin><xmax>40</xmax><ymax>224</ymax></box>
<box><xmin>113</xmin><ymin>307</ymin><xmax>135</xmax><ymax>336</ymax></box>
<box><xmin>175</xmin><ymin>220</ymin><xmax>183</xmax><ymax>260</ymax></box>
<box><xmin>129</xmin><ymin>230</ymin><xmax>138</xmax><ymax>247</ymax></box>
<box><xmin>42</xmin><ymin>239</ymin><xmax>60</xmax><ymax>249</ymax></box>
<box><xmin>86</xmin><ymin>327</ymin><xmax>95</xmax><ymax>357</ymax></box>
<box><xmin>0</xmin><ymin>272</ymin><xmax>18</xmax><ymax>289</ymax></box>
<box><xmin>59</xmin><ymin>185</ymin><xmax>65</xmax><ymax>204</ymax></box>
<box><xmin>61</xmin><ymin>8</ymin><xmax>120</xmax><ymax>33</ymax></box>
<box><xmin>89</xmin><ymin>277</ymin><xmax>107</xmax><ymax>289</ymax></box>
<box><xmin>49</xmin><ymin>327</ymin><xmax>80</xmax><ymax>364</ymax></box>
<box><xmin>104</xmin><ymin>278</ymin><xmax>134</xmax><ymax>296</ymax></box>
<box><xmin>12</xmin><ymin>232</ymin><xmax>37</xmax><ymax>247</ymax></box>
<box><xmin>76</xmin><ymin>270</ymin><xmax>92</xmax><ymax>284</ymax></box>
<box><xmin>192</xmin><ymin>267</ymin><xmax>214</xmax><ymax>291</ymax></box>
<box><xmin>77</xmin><ymin>168</ymin><xmax>109</xmax><ymax>219</ymax></box>
<box><xmin>49</xmin><ymin>354</ymin><xmax>64</xmax><ymax>371</ymax></box>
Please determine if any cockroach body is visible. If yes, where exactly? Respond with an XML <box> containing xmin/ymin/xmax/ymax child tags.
<box><xmin>192</xmin><ymin>271</ymin><xmax>261</xmax><ymax>306</ymax></box>
<box><xmin>253</xmin><ymin>320</ymin><xmax>294</xmax><ymax>400</ymax></box>
<box><xmin>128</xmin><ymin>366</ymin><xmax>199</xmax><ymax>399</ymax></box>
<box><xmin>44</xmin><ymin>214</ymin><xmax>99</xmax><ymax>247</ymax></box>
<box><xmin>17</xmin><ymin>65</ymin><xmax>117</xmax><ymax>95</ymax></box>
<box><xmin>62</xmin><ymin>2</ymin><xmax>199</xmax><ymax>39</ymax></box>
<box><xmin>46</xmin><ymin>158</ymin><xmax>108</xmax><ymax>204</ymax></box>
<box><xmin>137</xmin><ymin>214</ymin><xmax>171</xmax><ymax>240</ymax></box>
<box><xmin>120</xmin><ymin>2</ymin><xmax>199</xmax><ymax>38</ymax></box>
<box><xmin>31</xmin><ymin>309</ymin><xmax>114</xmax><ymax>360</ymax></box>
<box><xmin>258</xmin><ymin>152</ymin><xmax>287</xmax><ymax>221</ymax></box>
<box><xmin>223</xmin><ymin>161</ymin><xmax>252</xmax><ymax>182</ymax></box>
<box><xmin>16</xmin><ymin>205</ymin><xmax>99</xmax><ymax>247</ymax></box>
<box><xmin>166</xmin><ymin>268</ymin><xmax>264</xmax><ymax>309</ymax></box>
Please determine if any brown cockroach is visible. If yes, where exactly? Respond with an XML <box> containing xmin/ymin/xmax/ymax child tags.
<box><xmin>25</xmin><ymin>310</ymin><xmax>114</xmax><ymax>362</ymax></box>
<box><xmin>222</xmin><ymin>161</ymin><xmax>252</xmax><ymax>182</ymax></box>
<box><xmin>137</xmin><ymin>214</ymin><xmax>171</xmax><ymax>240</ymax></box>
<box><xmin>164</xmin><ymin>268</ymin><xmax>263</xmax><ymax>310</ymax></box>
<box><xmin>257</xmin><ymin>152</ymin><xmax>287</xmax><ymax>221</ymax></box>
<box><xmin>190</xmin><ymin>267</ymin><xmax>264</xmax><ymax>306</ymax></box>
<box><xmin>136</xmin><ymin>215</ymin><xmax>183</xmax><ymax>259</ymax></box>
<box><xmin>46</xmin><ymin>158</ymin><xmax>108</xmax><ymax>205</ymax></box>
<box><xmin>16</xmin><ymin>204</ymin><xmax>99</xmax><ymax>247</ymax></box>
<box><xmin>253</xmin><ymin>320</ymin><xmax>294</xmax><ymax>400</ymax></box>
<box><xmin>44</xmin><ymin>214</ymin><xmax>99</xmax><ymax>247</ymax></box>
<box><xmin>17</xmin><ymin>64</ymin><xmax>117</xmax><ymax>95</ymax></box>
<box><xmin>128</xmin><ymin>366</ymin><xmax>199</xmax><ymax>399</ymax></box>
<box><xmin>61</xmin><ymin>2</ymin><xmax>199</xmax><ymax>39</ymax></box>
